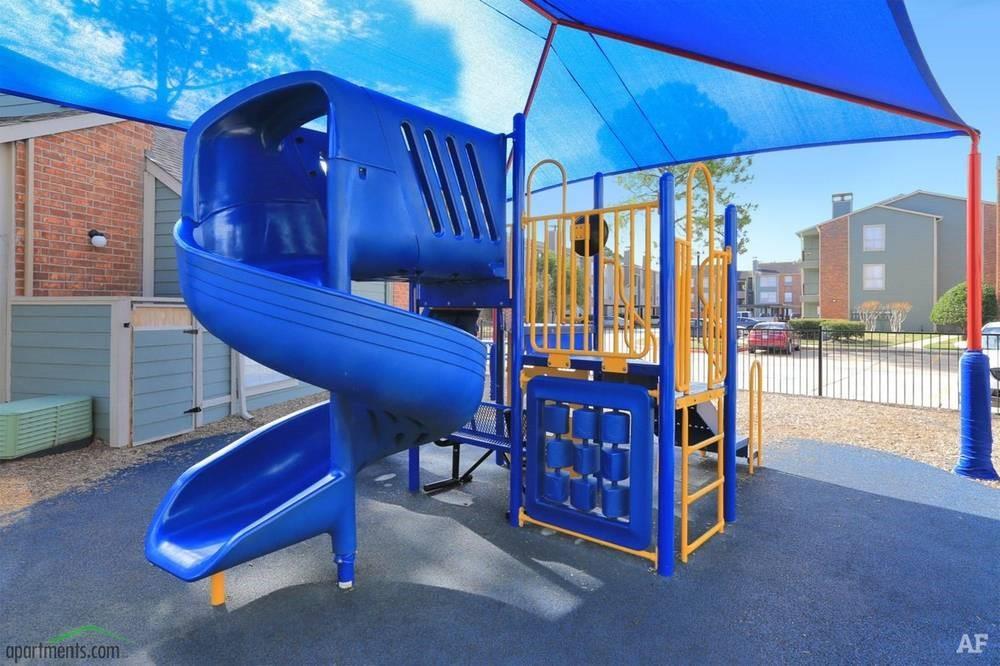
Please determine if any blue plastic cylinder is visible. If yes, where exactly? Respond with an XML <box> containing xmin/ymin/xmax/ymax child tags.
<box><xmin>546</xmin><ymin>437</ymin><xmax>574</xmax><ymax>469</ymax></box>
<box><xmin>334</xmin><ymin>552</ymin><xmax>355</xmax><ymax>589</ymax></box>
<box><xmin>571</xmin><ymin>408</ymin><xmax>598</xmax><ymax>440</ymax></box>
<box><xmin>573</xmin><ymin>443</ymin><xmax>600</xmax><ymax>475</ymax></box>
<box><xmin>602</xmin><ymin>483</ymin><xmax>629</xmax><ymax>518</ymax></box>
<box><xmin>543</xmin><ymin>403</ymin><xmax>570</xmax><ymax>435</ymax></box>
<box><xmin>601</xmin><ymin>448</ymin><xmax>629</xmax><ymax>481</ymax></box>
<box><xmin>544</xmin><ymin>470</ymin><xmax>570</xmax><ymax>503</ymax></box>
<box><xmin>955</xmin><ymin>351</ymin><xmax>1000</xmax><ymax>479</ymax></box>
<box><xmin>601</xmin><ymin>411</ymin><xmax>630</xmax><ymax>444</ymax></box>
<box><xmin>570</xmin><ymin>477</ymin><xmax>598</xmax><ymax>512</ymax></box>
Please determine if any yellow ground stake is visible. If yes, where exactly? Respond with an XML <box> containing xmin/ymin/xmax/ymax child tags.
<box><xmin>209</xmin><ymin>572</ymin><xmax>226</xmax><ymax>606</ymax></box>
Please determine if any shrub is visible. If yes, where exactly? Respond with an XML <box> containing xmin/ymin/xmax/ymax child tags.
<box><xmin>788</xmin><ymin>318</ymin><xmax>822</xmax><ymax>333</ymax></box>
<box><xmin>822</xmin><ymin>319</ymin><xmax>865</xmax><ymax>340</ymax></box>
<box><xmin>930</xmin><ymin>282</ymin><xmax>998</xmax><ymax>332</ymax></box>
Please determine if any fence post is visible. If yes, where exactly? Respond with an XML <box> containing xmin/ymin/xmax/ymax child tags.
<box><xmin>817</xmin><ymin>329</ymin><xmax>823</xmax><ymax>397</ymax></box>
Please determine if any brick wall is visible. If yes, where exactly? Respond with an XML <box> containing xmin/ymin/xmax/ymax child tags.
<box><xmin>14</xmin><ymin>122</ymin><xmax>153</xmax><ymax>296</ymax></box>
<box><xmin>779</xmin><ymin>271</ymin><xmax>802</xmax><ymax>313</ymax></box>
<box><xmin>818</xmin><ymin>216</ymin><xmax>849</xmax><ymax>319</ymax></box>
<box><xmin>390</xmin><ymin>281</ymin><xmax>409</xmax><ymax>309</ymax></box>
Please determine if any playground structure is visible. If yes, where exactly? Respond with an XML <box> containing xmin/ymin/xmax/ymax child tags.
<box><xmin>144</xmin><ymin>71</ymin><xmax>768</xmax><ymax>599</ymax></box>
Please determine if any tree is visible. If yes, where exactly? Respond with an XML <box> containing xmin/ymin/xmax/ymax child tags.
<box><xmin>856</xmin><ymin>300</ymin><xmax>882</xmax><ymax>332</ymax></box>
<box><xmin>885</xmin><ymin>301</ymin><xmax>912</xmax><ymax>332</ymax></box>
<box><xmin>930</xmin><ymin>282</ymin><xmax>999</xmax><ymax>332</ymax></box>
<box><xmin>617</xmin><ymin>158</ymin><xmax>756</xmax><ymax>254</ymax></box>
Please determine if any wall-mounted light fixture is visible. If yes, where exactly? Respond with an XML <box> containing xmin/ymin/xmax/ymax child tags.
<box><xmin>88</xmin><ymin>229</ymin><xmax>108</xmax><ymax>248</ymax></box>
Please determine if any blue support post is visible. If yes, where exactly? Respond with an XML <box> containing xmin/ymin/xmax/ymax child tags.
<box><xmin>509</xmin><ymin>113</ymin><xmax>527</xmax><ymax>525</ymax></box>
<box><xmin>656</xmin><ymin>172</ymin><xmax>675</xmax><ymax>577</ymax></box>
<box><xmin>723</xmin><ymin>204</ymin><xmax>738</xmax><ymax>521</ymax></box>
<box><xmin>592</xmin><ymin>172</ymin><xmax>604</xmax><ymax>351</ymax></box>
<box><xmin>494</xmin><ymin>309</ymin><xmax>507</xmax><ymax>465</ymax></box>
<box><xmin>407</xmin><ymin>282</ymin><xmax>421</xmax><ymax>492</ymax></box>
<box><xmin>324</xmin><ymin>166</ymin><xmax>356</xmax><ymax>587</ymax></box>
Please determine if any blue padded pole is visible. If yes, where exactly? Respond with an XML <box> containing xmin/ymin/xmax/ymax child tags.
<box><xmin>407</xmin><ymin>282</ymin><xmax>421</xmax><ymax>492</ymax></box>
<box><xmin>723</xmin><ymin>204</ymin><xmax>738</xmax><ymax>520</ymax></box>
<box><xmin>592</xmin><ymin>172</ymin><xmax>604</xmax><ymax>351</ymax></box>
<box><xmin>656</xmin><ymin>172</ymin><xmax>675</xmax><ymax>577</ymax></box>
<box><xmin>509</xmin><ymin>113</ymin><xmax>527</xmax><ymax>526</ymax></box>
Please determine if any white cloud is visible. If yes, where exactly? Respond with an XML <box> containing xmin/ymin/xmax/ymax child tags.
<box><xmin>405</xmin><ymin>0</ymin><xmax>539</xmax><ymax>131</ymax></box>
<box><xmin>249</xmin><ymin>0</ymin><xmax>375</xmax><ymax>47</ymax></box>
<box><xmin>0</xmin><ymin>0</ymin><xmax>148</xmax><ymax>100</ymax></box>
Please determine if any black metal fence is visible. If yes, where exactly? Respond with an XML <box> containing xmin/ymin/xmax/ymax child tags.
<box><xmin>728</xmin><ymin>328</ymin><xmax>968</xmax><ymax>410</ymax></box>
<box><xmin>476</xmin><ymin>316</ymin><xmax>978</xmax><ymax>410</ymax></box>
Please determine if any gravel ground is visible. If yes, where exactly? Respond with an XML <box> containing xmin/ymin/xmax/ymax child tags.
<box><xmin>0</xmin><ymin>393</ymin><xmax>328</xmax><ymax>527</ymax></box>
<box><xmin>1</xmin><ymin>390</ymin><xmax>995</xmax><ymax>527</ymax></box>
<box><xmin>737</xmin><ymin>391</ymin><xmax>1000</xmax><ymax>489</ymax></box>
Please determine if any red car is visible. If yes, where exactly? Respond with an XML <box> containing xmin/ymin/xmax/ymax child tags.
<box><xmin>747</xmin><ymin>322</ymin><xmax>800</xmax><ymax>354</ymax></box>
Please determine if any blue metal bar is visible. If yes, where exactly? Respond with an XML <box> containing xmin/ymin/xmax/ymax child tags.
<box><xmin>494</xmin><ymin>309</ymin><xmax>508</xmax><ymax>465</ymax></box>
<box><xmin>509</xmin><ymin>113</ymin><xmax>527</xmax><ymax>526</ymax></box>
<box><xmin>592</xmin><ymin>172</ymin><xmax>604</xmax><ymax>351</ymax></box>
<box><xmin>656</xmin><ymin>172</ymin><xmax>675</xmax><ymax>577</ymax></box>
<box><xmin>723</xmin><ymin>204</ymin><xmax>738</xmax><ymax>520</ymax></box>
<box><xmin>407</xmin><ymin>281</ymin><xmax>420</xmax><ymax>493</ymax></box>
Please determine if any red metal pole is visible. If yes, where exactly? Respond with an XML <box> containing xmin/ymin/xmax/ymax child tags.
<box><xmin>507</xmin><ymin>22</ymin><xmax>557</xmax><ymax>171</ymax></box>
<box><xmin>966</xmin><ymin>134</ymin><xmax>983</xmax><ymax>349</ymax></box>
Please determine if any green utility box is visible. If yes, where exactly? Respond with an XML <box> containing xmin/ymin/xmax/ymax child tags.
<box><xmin>0</xmin><ymin>396</ymin><xmax>93</xmax><ymax>460</ymax></box>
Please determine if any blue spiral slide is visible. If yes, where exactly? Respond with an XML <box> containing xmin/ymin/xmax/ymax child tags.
<box><xmin>145</xmin><ymin>72</ymin><xmax>508</xmax><ymax>587</ymax></box>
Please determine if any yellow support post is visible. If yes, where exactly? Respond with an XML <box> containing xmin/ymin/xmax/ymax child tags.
<box><xmin>209</xmin><ymin>572</ymin><xmax>226</xmax><ymax>607</ymax></box>
<box><xmin>748</xmin><ymin>360</ymin><xmax>763</xmax><ymax>474</ymax></box>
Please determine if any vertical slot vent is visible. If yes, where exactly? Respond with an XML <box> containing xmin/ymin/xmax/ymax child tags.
<box><xmin>400</xmin><ymin>122</ymin><xmax>441</xmax><ymax>234</ymax></box>
<box><xmin>423</xmin><ymin>129</ymin><xmax>462</xmax><ymax>237</ymax></box>
<box><xmin>465</xmin><ymin>143</ymin><xmax>498</xmax><ymax>241</ymax></box>
<box><xmin>446</xmin><ymin>137</ymin><xmax>481</xmax><ymax>240</ymax></box>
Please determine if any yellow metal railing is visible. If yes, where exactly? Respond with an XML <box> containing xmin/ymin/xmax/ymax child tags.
<box><xmin>676</xmin><ymin>390</ymin><xmax>726</xmax><ymax>562</ymax></box>
<box><xmin>674</xmin><ymin>237</ymin><xmax>692</xmax><ymax>391</ymax></box>
<box><xmin>523</xmin><ymin>159</ymin><xmax>656</xmax><ymax>373</ymax></box>
<box><xmin>748</xmin><ymin>360</ymin><xmax>763</xmax><ymax>474</ymax></box>
<box><xmin>675</xmin><ymin>163</ymin><xmax>730</xmax><ymax>393</ymax></box>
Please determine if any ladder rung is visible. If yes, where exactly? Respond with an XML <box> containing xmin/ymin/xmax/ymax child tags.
<box><xmin>685</xmin><ymin>477</ymin><xmax>723</xmax><ymax>503</ymax></box>
<box><xmin>686</xmin><ymin>433</ymin><xmax>722</xmax><ymax>454</ymax></box>
<box><xmin>685</xmin><ymin>520</ymin><xmax>724</xmax><ymax>556</ymax></box>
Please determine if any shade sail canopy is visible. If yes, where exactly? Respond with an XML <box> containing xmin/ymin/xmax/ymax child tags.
<box><xmin>0</xmin><ymin>0</ymin><xmax>970</xmax><ymax>188</ymax></box>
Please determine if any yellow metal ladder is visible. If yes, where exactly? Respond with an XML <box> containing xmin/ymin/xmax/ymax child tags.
<box><xmin>676</xmin><ymin>390</ymin><xmax>726</xmax><ymax>563</ymax></box>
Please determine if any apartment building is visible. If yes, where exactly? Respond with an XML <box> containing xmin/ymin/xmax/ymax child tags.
<box><xmin>797</xmin><ymin>191</ymin><xmax>998</xmax><ymax>330</ymax></box>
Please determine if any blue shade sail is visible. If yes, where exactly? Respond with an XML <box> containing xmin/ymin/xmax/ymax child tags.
<box><xmin>0</xmin><ymin>0</ymin><xmax>967</xmax><ymax>188</ymax></box>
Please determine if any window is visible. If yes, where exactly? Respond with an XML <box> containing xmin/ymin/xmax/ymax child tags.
<box><xmin>759</xmin><ymin>275</ymin><xmax>777</xmax><ymax>288</ymax></box>
<box><xmin>783</xmin><ymin>275</ymin><xmax>793</xmax><ymax>285</ymax></box>
<box><xmin>863</xmin><ymin>224</ymin><xmax>885</xmax><ymax>252</ymax></box>
<box><xmin>784</xmin><ymin>291</ymin><xmax>793</xmax><ymax>303</ymax></box>
<box><xmin>863</xmin><ymin>264</ymin><xmax>885</xmax><ymax>290</ymax></box>
<box><xmin>242</xmin><ymin>356</ymin><xmax>297</xmax><ymax>394</ymax></box>
<box><xmin>759</xmin><ymin>292</ymin><xmax>777</xmax><ymax>304</ymax></box>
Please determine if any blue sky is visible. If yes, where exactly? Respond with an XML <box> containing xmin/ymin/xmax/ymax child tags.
<box><xmin>728</xmin><ymin>0</ymin><xmax>1000</xmax><ymax>269</ymax></box>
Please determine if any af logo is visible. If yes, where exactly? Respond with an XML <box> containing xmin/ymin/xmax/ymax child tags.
<box><xmin>957</xmin><ymin>633</ymin><xmax>988</xmax><ymax>655</ymax></box>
